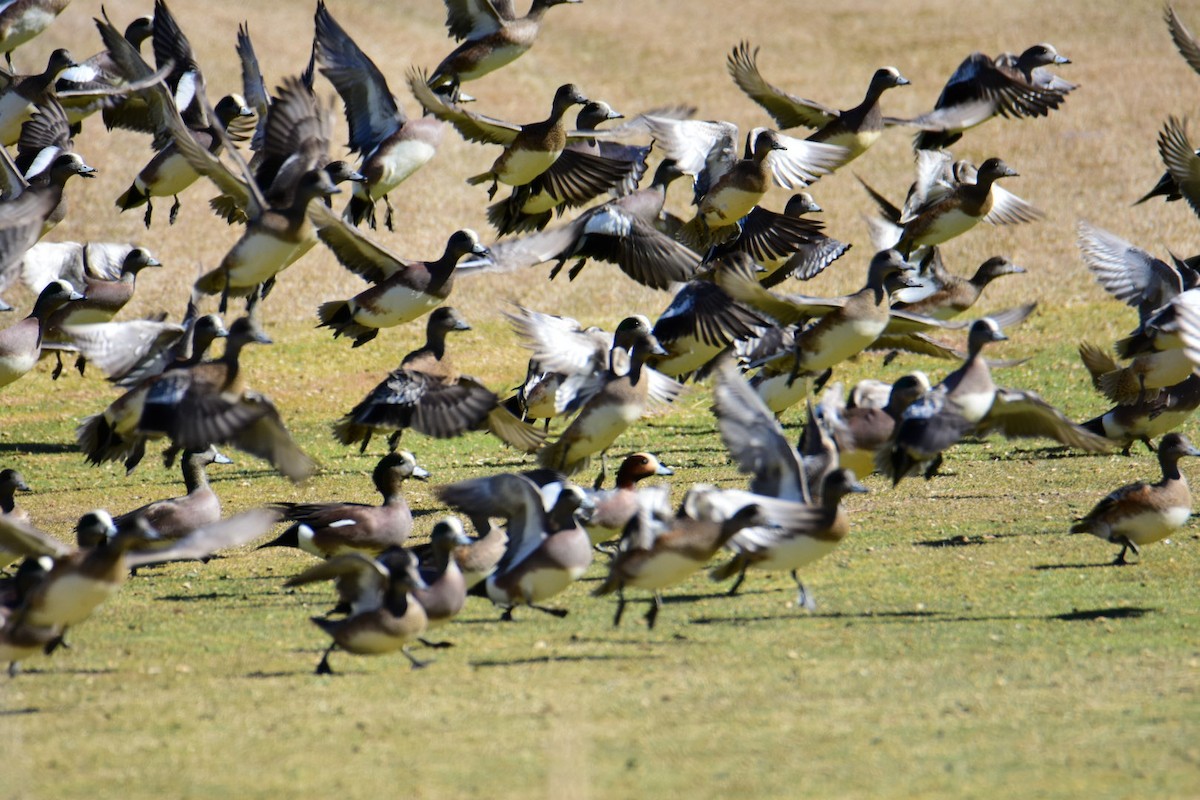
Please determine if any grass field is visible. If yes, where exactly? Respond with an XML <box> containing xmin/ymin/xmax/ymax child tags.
<box><xmin>4</xmin><ymin>0</ymin><xmax>1200</xmax><ymax>798</ymax></box>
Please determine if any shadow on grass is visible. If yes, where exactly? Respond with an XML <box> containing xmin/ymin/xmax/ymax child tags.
<box><xmin>1047</xmin><ymin>607</ymin><xmax>1155</xmax><ymax>621</ymax></box>
<box><xmin>691</xmin><ymin>610</ymin><xmax>943</xmax><ymax>625</ymax></box>
<box><xmin>915</xmin><ymin>533</ymin><xmax>1022</xmax><ymax>547</ymax></box>
<box><xmin>0</xmin><ymin>706</ymin><xmax>42</xmax><ymax>715</ymax></box>
<box><xmin>469</xmin><ymin>653</ymin><xmax>657</xmax><ymax>669</ymax></box>
<box><xmin>1032</xmin><ymin>561</ymin><xmax>1122</xmax><ymax>570</ymax></box>
<box><xmin>0</xmin><ymin>441</ymin><xmax>78</xmax><ymax>455</ymax></box>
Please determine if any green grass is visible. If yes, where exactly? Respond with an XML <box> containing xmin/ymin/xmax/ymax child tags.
<box><xmin>3</xmin><ymin>0</ymin><xmax>1200</xmax><ymax>797</ymax></box>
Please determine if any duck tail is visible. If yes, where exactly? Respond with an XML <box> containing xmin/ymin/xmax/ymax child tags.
<box><xmin>76</xmin><ymin>417</ymin><xmax>113</xmax><ymax>465</ymax></box>
<box><xmin>116</xmin><ymin>183</ymin><xmax>148</xmax><ymax>211</ymax></box>
<box><xmin>331</xmin><ymin>416</ymin><xmax>372</xmax><ymax>451</ymax></box>
<box><xmin>1077</xmin><ymin>342</ymin><xmax>1117</xmax><ymax>389</ymax></box>
<box><xmin>1097</xmin><ymin>367</ymin><xmax>1142</xmax><ymax>405</ymax></box>
<box><xmin>343</xmin><ymin>194</ymin><xmax>376</xmax><ymax>228</ymax></box>
<box><xmin>209</xmin><ymin>194</ymin><xmax>247</xmax><ymax>224</ymax></box>
<box><xmin>318</xmin><ymin>301</ymin><xmax>378</xmax><ymax>346</ymax></box>
<box><xmin>257</xmin><ymin>525</ymin><xmax>299</xmax><ymax>550</ymax></box>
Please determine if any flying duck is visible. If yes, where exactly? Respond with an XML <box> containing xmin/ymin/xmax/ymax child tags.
<box><xmin>429</xmin><ymin>0</ymin><xmax>583</xmax><ymax>97</ymax></box>
<box><xmin>728</xmin><ymin>42</ymin><xmax>910</xmax><ymax>163</ymax></box>
<box><xmin>332</xmin><ymin>306</ymin><xmax>545</xmax><ymax>454</ymax></box>
<box><xmin>314</xmin><ymin>1</ymin><xmax>443</xmax><ymax>231</ymax></box>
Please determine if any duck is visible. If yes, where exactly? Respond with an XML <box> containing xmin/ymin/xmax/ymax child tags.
<box><xmin>808</xmin><ymin>374</ymin><xmax>931</xmax><ymax>479</ymax></box>
<box><xmin>0</xmin><ymin>505</ymin><xmax>275</xmax><ymax>672</ymax></box>
<box><xmin>285</xmin><ymin>547</ymin><xmax>429</xmax><ymax>673</ymax></box>
<box><xmin>0</xmin><ymin>149</ymin><xmax>97</xmax><ymax>308</ymax></box>
<box><xmin>593</xmin><ymin>484</ymin><xmax>807</xmax><ymax>628</ymax></box>
<box><xmin>314</xmin><ymin>221</ymin><xmax>489</xmax><ymax>347</ymax></box>
<box><xmin>470</xmin><ymin>478</ymin><xmax>593</xmax><ymax>621</ymax></box>
<box><xmin>313</xmin><ymin>1</ymin><xmax>443</xmax><ymax>231</ymax></box>
<box><xmin>484</xmin><ymin>99</ymin><xmax>654</xmax><ymax>236</ymax></box>
<box><xmin>864</xmin><ymin>157</ymin><xmax>1043</xmax><ymax>257</ymax></box>
<box><xmin>69</xmin><ymin>302</ymin><xmax>227</xmax><ymax>389</ymax></box>
<box><xmin>1167</xmin><ymin>4</ymin><xmax>1200</xmax><ymax>76</ymax></box>
<box><xmin>710</xmin><ymin>192</ymin><xmax>851</xmax><ymax>288</ymax></box>
<box><xmin>1080</xmin><ymin>374</ymin><xmax>1200</xmax><ymax>456</ymax></box>
<box><xmin>644</xmin><ymin>117</ymin><xmax>848</xmax><ymax>248</ymax></box>
<box><xmin>111</xmin><ymin>446</ymin><xmax>231</xmax><ymax>541</ymax></box>
<box><xmin>711</xmin><ymin>469</ymin><xmax>867</xmax><ymax>608</ymax></box>
<box><xmin>0</xmin><ymin>0</ymin><xmax>71</xmax><ymax>70</ymax></box>
<box><xmin>78</xmin><ymin>315</ymin><xmax>315</xmax><ymax>482</ymax></box>
<box><xmin>133</xmin><ymin>315</ymin><xmax>317</xmax><ymax>483</ymax></box>
<box><xmin>262</xmin><ymin>451</ymin><xmax>428</xmax><ymax>558</ymax></box>
<box><xmin>890</xmin><ymin>249</ymin><xmax>1025</xmax><ymax>320</ymax></box>
<box><xmin>538</xmin><ymin>316</ymin><xmax>684</xmax><ymax>478</ymax></box>
<box><xmin>893</xmin><ymin>44</ymin><xmax>1074</xmax><ymax>151</ymax></box>
<box><xmin>412</xmin><ymin>516</ymin><xmax>471</xmax><ymax>641</ymax></box>
<box><xmin>409</xmin><ymin>76</ymin><xmax>605</xmax><ymax>201</ymax></box>
<box><xmin>727</xmin><ymin>249</ymin><xmax>925</xmax><ymax>414</ymax></box>
<box><xmin>75</xmin><ymin>308</ymin><xmax>228</xmax><ymax>472</ymax></box>
<box><xmin>880</xmin><ymin>317</ymin><xmax>1112</xmax><ymax>485</ymax></box>
<box><xmin>332</xmin><ymin>306</ymin><xmax>544</xmax><ymax>454</ymax></box>
<box><xmin>53</xmin><ymin>13</ymin><xmax>155</xmax><ymax>128</ymax></box>
<box><xmin>0</xmin><ymin>280</ymin><xmax>82</xmax><ymax>389</ymax></box>
<box><xmin>429</xmin><ymin>0</ymin><xmax>583</xmax><ymax>97</ymax></box>
<box><xmin>583</xmin><ymin>452</ymin><xmax>674</xmax><ymax>544</ymax></box>
<box><xmin>0</xmin><ymin>47</ymin><xmax>75</xmax><ymax>145</ymax></box>
<box><xmin>1143</xmin><ymin>115</ymin><xmax>1200</xmax><ymax>222</ymax></box>
<box><xmin>0</xmin><ymin>467</ymin><xmax>31</xmax><ymax>570</ymax></box>
<box><xmin>115</xmin><ymin>93</ymin><xmax>255</xmax><ymax>227</ymax></box>
<box><xmin>1071</xmin><ymin>433</ymin><xmax>1200</xmax><ymax>565</ymax></box>
<box><xmin>728</xmin><ymin>42</ymin><xmax>910</xmax><ymax>163</ymax></box>
<box><xmin>481</xmin><ymin>158</ymin><xmax>700</xmax><ymax>290</ymax></box>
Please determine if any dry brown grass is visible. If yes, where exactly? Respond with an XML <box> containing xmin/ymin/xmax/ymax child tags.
<box><xmin>4</xmin><ymin>1</ymin><xmax>1200</xmax><ymax>798</ymax></box>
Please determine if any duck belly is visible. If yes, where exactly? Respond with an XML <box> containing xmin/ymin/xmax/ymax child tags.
<box><xmin>367</xmin><ymin>140</ymin><xmax>439</xmax><ymax>199</ymax></box>
<box><xmin>0</xmin><ymin>349</ymin><xmax>38</xmax><ymax>387</ymax></box>
<box><xmin>797</xmin><ymin>316</ymin><xmax>886</xmax><ymax>373</ymax></box>
<box><xmin>495</xmin><ymin>147</ymin><xmax>561</xmax><ymax>187</ymax></box>
<box><xmin>911</xmin><ymin>206</ymin><xmax>979</xmax><ymax>248</ymax></box>
<box><xmin>626</xmin><ymin>551</ymin><xmax>701</xmax><ymax>590</ymax></box>
<box><xmin>747</xmin><ymin>536</ymin><xmax>839</xmax><ymax>573</ymax></box>
<box><xmin>701</xmin><ymin>185</ymin><xmax>761</xmax><ymax>226</ymax></box>
<box><xmin>30</xmin><ymin>574</ymin><xmax>117</xmax><ymax>627</ymax></box>
<box><xmin>558</xmin><ymin>398</ymin><xmax>643</xmax><ymax>462</ymax></box>
<box><xmin>0</xmin><ymin>92</ymin><xmax>34</xmax><ymax>145</ymax></box>
<box><xmin>338</xmin><ymin>626</ymin><xmax>407</xmax><ymax>656</ymax></box>
<box><xmin>753</xmin><ymin>370</ymin><xmax>808</xmax><ymax>415</ymax></box>
<box><xmin>950</xmin><ymin>389</ymin><xmax>995</xmax><ymax>424</ymax></box>
<box><xmin>350</xmin><ymin>284</ymin><xmax>441</xmax><ymax>329</ymax></box>
<box><xmin>455</xmin><ymin>42</ymin><xmax>529</xmax><ymax>83</ymax></box>
<box><xmin>514</xmin><ymin>566</ymin><xmax>574</xmax><ymax>605</ymax></box>
<box><xmin>140</xmin><ymin>152</ymin><xmax>199</xmax><ymax>198</ymax></box>
<box><xmin>221</xmin><ymin>232</ymin><xmax>300</xmax><ymax>288</ymax></box>
<box><xmin>1115</xmin><ymin>506</ymin><xmax>1191</xmax><ymax>545</ymax></box>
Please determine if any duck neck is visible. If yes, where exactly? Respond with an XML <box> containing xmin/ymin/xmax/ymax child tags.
<box><xmin>181</xmin><ymin>455</ymin><xmax>209</xmax><ymax>494</ymax></box>
<box><xmin>1159</xmin><ymin>451</ymin><xmax>1185</xmax><ymax>483</ymax></box>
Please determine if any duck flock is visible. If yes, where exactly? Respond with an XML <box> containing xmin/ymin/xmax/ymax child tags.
<box><xmin>1</xmin><ymin>0</ymin><xmax>1198</xmax><ymax>676</ymax></box>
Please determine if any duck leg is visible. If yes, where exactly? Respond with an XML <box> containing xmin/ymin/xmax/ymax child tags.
<box><xmin>567</xmin><ymin>258</ymin><xmax>588</xmax><ymax>281</ymax></box>
<box><xmin>51</xmin><ymin>351</ymin><xmax>64</xmax><ymax>380</ymax></box>
<box><xmin>1113</xmin><ymin>537</ymin><xmax>1139</xmax><ymax>566</ymax></box>
<box><xmin>612</xmin><ymin>586</ymin><xmax>627</xmax><ymax>627</ymax></box>
<box><xmin>593</xmin><ymin>451</ymin><xmax>610</xmax><ymax>490</ymax></box>
<box><xmin>792</xmin><ymin>570</ymin><xmax>815</xmax><ymax>611</ymax></box>
<box><xmin>401</xmin><ymin>647</ymin><xmax>429</xmax><ymax>670</ymax></box>
<box><xmin>383</xmin><ymin>195</ymin><xmax>396</xmax><ymax>232</ymax></box>
<box><xmin>726</xmin><ymin>564</ymin><xmax>747</xmax><ymax>597</ymax></box>
<box><xmin>169</xmin><ymin>195</ymin><xmax>181</xmax><ymax>225</ymax></box>
<box><xmin>315</xmin><ymin>642</ymin><xmax>338</xmax><ymax>675</ymax></box>
<box><xmin>143</xmin><ymin>199</ymin><xmax>154</xmax><ymax>228</ymax></box>
<box><xmin>386</xmin><ymin>431</ymin><xmax>403</xmax><ymax>452</ymax></box>
<box><xmin>644</xmin><ymin>592</ymin><xmax>663</xmax><ymax>629</ymax></box>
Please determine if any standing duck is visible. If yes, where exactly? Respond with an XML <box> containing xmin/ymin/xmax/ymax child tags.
<box><xmin>1071</xmin><ymin>433</ymin><xmax>1200</xmax><ymax>564</ymax></box>
<box><xmin>263</xmin><ymin>452</ymin><xmax>428</xmax><ymax>558</ymax></box>
<box><xmin>111</xmin><ymin>446</ymin><xmax>231</xmax><ymax>541</ymax></box>
<box><xmin>0</xmin><ymin>280</ymin><xmax>82</xmax><ymax>389</ymax></box>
